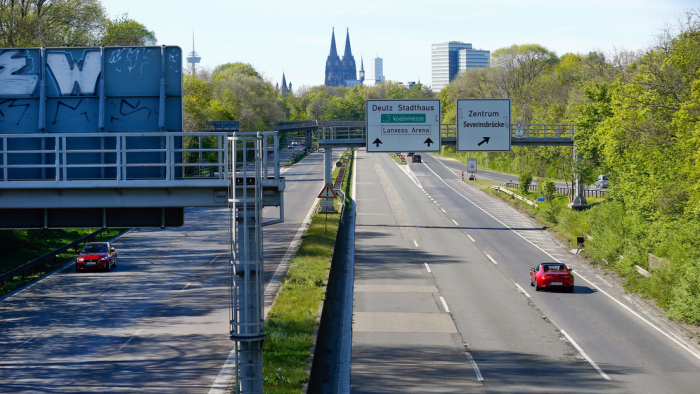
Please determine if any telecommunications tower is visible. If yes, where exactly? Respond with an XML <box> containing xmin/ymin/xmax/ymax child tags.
<box><xmin>186</xmin><ymin>30</ymin><xmax>201</xmax><ymax>75</ymax></box>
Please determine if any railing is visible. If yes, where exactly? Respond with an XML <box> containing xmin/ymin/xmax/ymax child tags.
<box><xmin>440</xmin><ymin>124</ymin><xmax>575</xmax><ymax>138</ymax></box>
<box><xmin>317</xmin><ymin>127</ymin><xmax>366</xmax><ymax>141</ymax></box>
<box><xmin>503</xmin><ymin>182</ymin><xmax>607</xmax><ymax>198</ymax></box>
<box><xmin>0</xmin><ymin>131</ymin><xmax>233</xmax><ymax>185</ymax></box>
<box><xmin>314</xmin><ymin>123</ymin><xmax>574</xmax><ymax>142</ymax></box>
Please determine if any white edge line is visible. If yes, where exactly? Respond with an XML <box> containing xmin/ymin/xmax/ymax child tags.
<box><xmin>465</xmin><ymin>352</ymin><xmax>484</xmax><ymax>381</ymax></box>
<box><xmin>485</xmin><ymin>254</ymin><xmax>498</xmax><ymax>265</ymax></box>
<box><xmin>514</xmin><ymin>283</ymin><xmax>531</xmax><ymax>298</ymax></box>
<box><xmin>561</xmin><ymin>329</ymin><xmax>611</xmax><ymax>380</ymax></box>
<box><xmin>423</xmin><ymin>162</ymin><xmax>700</xmax><ymax>361</ymax></box>
<box><xmin>208</xmin><ymin>345</ymin><xmax>237</xmax><ymax>394</ymax></box>
<box><xmin>467</xmin><ymin>234</ymin><xmax>476</xmax><ymax>243</ymax></box>
<box><xmin>423</xmin><ymin>262</ymin><xmax>431</xmax><ymax>273</ymax></box>
<box><xmin>451</xmin><ymin>219</ymin><xmax>459</xmax><ymax>226</ymax></box>
<box><xmin>439</xmin><ymin>296</ymin><xmax>450</xmax><ymax>313</ymax></box>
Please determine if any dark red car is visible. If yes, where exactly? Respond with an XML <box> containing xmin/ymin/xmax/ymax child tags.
<box><xmin>530</xmin><ymin>263</ymin><xmax>574</xmax><ymax>292</ymax></box>
<box><xmin>76</xmin><ymin>242</ymin><xmax>117</xmax><ymax>272</ymax></box>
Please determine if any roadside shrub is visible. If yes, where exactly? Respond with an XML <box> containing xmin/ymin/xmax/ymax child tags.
<box><xmin>668</xmin><ymin>263</ymin><xmax>700</xmax><ymax>324</ymax></box>
<box><xmin>519</xmin><ymin>171</ymin><xmax>533</xmax><ymax>194</ymax></box>
<box><xmin>541</xmin><ymin>180</ymin><xmax>556</xmax><ymax>202</ymax></box>
<box><xmin>540</xmin><ymin>199</ymin><xmax>564</xmax><ymax>224</ymax></box>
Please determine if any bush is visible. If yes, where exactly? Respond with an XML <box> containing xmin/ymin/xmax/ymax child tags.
<box><xmin>519</xmin><ymin>171</ymin><xmax>533</xmax><ymax>194</ymax></box>
<box><xmin>541</xmin><ymin>180</ymin><xmax>556</xmax><ymax>202</ymax></box>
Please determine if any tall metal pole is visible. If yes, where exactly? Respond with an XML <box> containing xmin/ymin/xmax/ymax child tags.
<box><xmin>324</xmin><ymin>147</ymin><xmax>332</xmax><ymax>186</ymax></box>
<box><xmin>229</xmin><ymin>134</ymin><xmax>265</xmax><ymax>393</ymax></box>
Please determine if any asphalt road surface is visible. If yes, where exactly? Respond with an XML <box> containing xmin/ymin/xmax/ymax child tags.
<box><xmin>351</xmin><ymin>150</ymin><xmax>700</xmax><ymax>393</ymax></box>
<box><xmin>0</xmin><ymin>148</ymin><xmax>343</xmax><ymax>393</ymax></box>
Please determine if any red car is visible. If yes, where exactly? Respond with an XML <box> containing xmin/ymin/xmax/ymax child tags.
<box><xmin>76</xmin><ymin>242</ymin><xmax>117</xmax><ymax>272</ymax></box>
<box><xmin>530</xmin><ymin>263</ymin><xmax>574</xmax><ymax>292</ymax></box>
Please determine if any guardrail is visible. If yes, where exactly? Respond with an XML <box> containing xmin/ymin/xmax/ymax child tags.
<box><xmin>491</xmin><ymin>186</ymin><xmax>539</xmax><ymax>207</ymax></box>
<box><xmin>0</xmin><ymin>228</ymin><xmax>107</xmax><ymax>287</ymax></box>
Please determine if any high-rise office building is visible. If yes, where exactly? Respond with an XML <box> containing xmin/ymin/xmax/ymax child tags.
<box><xmin>431</xmin><ymin>41</ymin><xmax>489</xmax><ymax>91</ymax></box>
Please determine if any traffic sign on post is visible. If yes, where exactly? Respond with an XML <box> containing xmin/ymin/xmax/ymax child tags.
<box><xmin>456</xmin><ymin>99</ymin><xmax>511</xmax><ymax>152</ymax></box>
<box><xmin>467</xmin><ymin>158</ymin><xmax>477</xmax><ymax>173</ymax></box>
<box><xmin>366</xmin><ymin>99</ymin><xmax>441</xmax><ymax>152</ymax></box>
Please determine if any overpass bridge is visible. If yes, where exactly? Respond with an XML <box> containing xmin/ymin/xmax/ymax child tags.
<box><xmin>275</xmin><ymin>121</ymin><xmax>575</xmax><ymax>149</ymax></box>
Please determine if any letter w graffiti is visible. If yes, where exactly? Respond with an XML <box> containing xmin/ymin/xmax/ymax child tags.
<box><xmin>46</xmin><ymin>52</ymin><xmax>101</xmax><ymax>96</ymax></box>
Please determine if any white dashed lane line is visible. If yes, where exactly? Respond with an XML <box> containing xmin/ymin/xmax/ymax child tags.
<box><xmin>467</xmin><ymin>234</ymin><xmax>476</xmax><ymax>243</ymax></box>
<box><xmin>424</xmin><ymin>262</ymin><xmax>431</xmax><ymax>273</ymax></box>
<box><xmin>485</xmin><ymin>254</ymin><xmax>498</xmax><ymax>265</ymax></box>
<box><xmin>439</xmin><ymin>296</ymin><xmax>450</xmax><ymax>313</ymax></box>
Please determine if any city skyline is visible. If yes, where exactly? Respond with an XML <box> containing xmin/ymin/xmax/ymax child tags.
<box><xmin>100</xmin><ymin>0</ymin><xmax>696</xmax><ymax>90</ymax></box>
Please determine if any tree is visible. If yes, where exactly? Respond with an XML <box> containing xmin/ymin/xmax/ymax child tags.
<box><xmin>0</xmin><ymin>0</ymin><xmax>107</xmax><ymax>47</ymax></box>
<box><xmin>100</xmin><ymin>13</ymin><xmax>156</xmax><ymax>46</ymax></box>
<box><xmin>490</xmin><ymin>44</ymin><xmax>559</xmax><ymax>98</ymax></box>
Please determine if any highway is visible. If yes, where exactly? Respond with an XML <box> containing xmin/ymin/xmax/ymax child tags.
<box><xmin>351</xmin><ymin>150</ymin><xmax>700</xmax><ymax>393</ymax></box>
<box><xmin>0</xmin><ymin>146</ymin><xmax>342</xmax><ymax>393</ymax></box>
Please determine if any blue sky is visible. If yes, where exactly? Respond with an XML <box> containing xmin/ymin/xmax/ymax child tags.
<box><xmin>100</xmin><ymin>0</ymin><xmax>697</xmax><ymax>90</ymax></box>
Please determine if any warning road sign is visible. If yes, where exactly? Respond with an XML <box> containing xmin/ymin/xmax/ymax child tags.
<box><xmin>318</xmin><ymin>183</ymin><xmax>337</xmax><ymax>198</ymax></box>
<box><xmin>467</xmin><ymin>158</ymin><xmax>477</xmax><ymax>173</ymax></box>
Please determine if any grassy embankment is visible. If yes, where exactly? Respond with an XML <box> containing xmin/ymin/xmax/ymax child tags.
<box><xmin>262</xmin><ymin>148</ymin><xmax>354</xmax><ymax>393</ymax></box>
<box><xmin>0</xmin><ymin>228</ymin><xmax>126</xmax><ymax>297</ymax></box>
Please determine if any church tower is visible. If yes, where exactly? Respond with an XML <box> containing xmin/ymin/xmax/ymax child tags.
<box><xmin>280</xmin><ymin>72</ymin><xmax>290</xmax><ymax>97</ymax></box>
<box><xmin>324</xmin><ymin>28</ymin><xmax>344</xmax><ymax>86</ymax></box>
<box><xmin>342</xmin><ymin>28</ymin><xmax>357</xmax><ymax>82</ymax></box>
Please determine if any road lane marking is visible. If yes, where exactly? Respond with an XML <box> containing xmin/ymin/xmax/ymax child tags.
<box><xmin>441</xmin><ymin>208</ymin><xmax>446</xmax><ymax>213</ymax></box>
<box><xmin>514</xmin><ymin>283</ymin><xmax>531</xmax><ymax>298</ymax></box>
<box><xmin>178</xmin><ymin>283</ymin><xmax>190</xmax><ymax>294</ymax></box>
<box><xmin>451</xmin><ymin>219</ymin><xmax>459</xmax><ymax>226</ymax></box>
<box><xmin>439</xmin><ymin>296</ymin><xmax>450</xmax><ymax>313</ymax></box>
<box><xmin>467</xmin><ymin>234</ymin><xmax>476</xmax><ymax>243</ymax></box>
<box><xmin>485</xmin><ymin>254</ymin><xmax>498</xmax><ymax>265</ymax></box>
<box><xmin>208</xmin><ymin>254</ymin><xmax>220</xmax><ymax>265</ymax></box>
<box><xmin>424</xmin><ymin>262</ymin><xmax>431</xmax><ymax>273</ymax></box>
<box><xmin>118</xmin><ymin>329</ymin><xmax>141</xmax><ymax>351</ymax></box>
<box><xmin>423</xmin><ymin>161</ymin><xmax>700</xmax><ymax>361</ymax></box>
<box><xmin>560</xmin><ymin>329</ymin><xmax>611</xmax><ymax>380</ymax></box>
<box><xmin>466</xmin><ymin>352</ymin><xmax>484</xmax><ymax>382</ymax></box>
<box><xmin>413</xmin><ymin>240</ymin><xmax>419</xmax><ymax>247</ymax></box>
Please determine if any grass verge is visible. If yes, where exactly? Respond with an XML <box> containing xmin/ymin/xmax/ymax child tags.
<box><xmin>0</xmin><ymin>228</ymin><xmax>126</xmax><ymax>297</ymax></box>
<box><xmin>262</xmin><ymin>148</ymin><xmax>354</xmax><ymax>393</ymax></box>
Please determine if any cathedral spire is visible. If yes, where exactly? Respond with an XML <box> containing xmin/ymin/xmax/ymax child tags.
<box><xmin>329</xmin><ymin>27</ymin><xmax>338</xmax><ymax>57</ymax></box>
<box><xmin>344</xmin><ymin>28</ymin><xmax>353</xmax><ymax>57</ymax></box>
